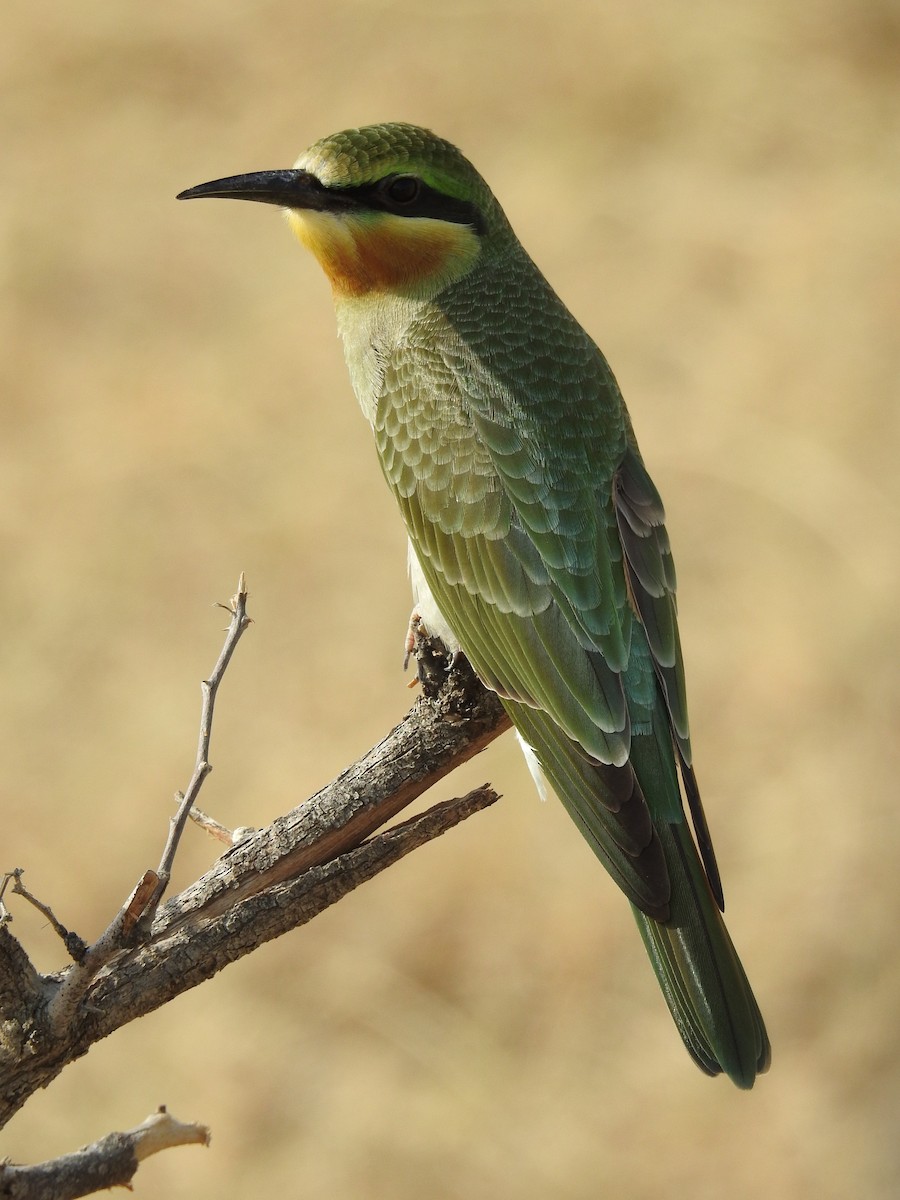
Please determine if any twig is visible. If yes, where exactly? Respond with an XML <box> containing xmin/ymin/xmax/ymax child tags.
<box><xmin>0</xmin><ymin>871</ymin><xmax>16</xmax><ymax>925</ymax></box>
<box><xmin>4</xmin><ymin>870</ymin><xmax>87</xmax><ymax>963</ymax></box>
<box><xmin>151</xmin><ymin>573</ymin><xmax>253</xmax><ymax>908</ymax></box>
<box><xmin>43</xmin><ymin>577</ymin><xmax>253</xmax><ymax>1034</ymax></box>
<box><xmin>0</xmin><ymin>1107</ymin><xmax>209</xmax><ymax>1200</ymax></box>
<box><xmin>187</xmin><ymin>803</ymin><xmax>256</xmax><ymax>847</ymax></box>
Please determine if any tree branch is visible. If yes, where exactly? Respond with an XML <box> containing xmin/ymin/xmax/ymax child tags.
<box><xmin>0</xmin><ymin>581</ymin><xmax>511</xmax><ymax>1146</ymax></box>
<box><xmin>0</xmin><ymin>1108</ymin><xmax>209</xmax><ymax>1200</ymax></box>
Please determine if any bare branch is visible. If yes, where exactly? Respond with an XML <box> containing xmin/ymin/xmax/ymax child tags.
<box><xmin>0</xmin><ymin>1107</ymin><xmax>209</xmax><ymax>1200</ymax></box>
<box><xmin>187</xmin><ymin>803</ymin><xmax>256</xmax><ymax>847</ymax></box>
<box><xmin>154</xmin><ymin>641</ymin><xmax>510</xmax><ymax>936</ymax></box>
<box><xmin>0</xmin><ymin>585</ymin><xmax>510</xmax><ymax>1200</ymax></box>
<box><xmin>152</xmin><ymin>572</ymin><xmax>253</xmax><ymax>906</ymax></box>
<box><xmin>4</xmin><ymin>871</ymin><xmax>87</xmax><ymax>963</ymax></box>
<box><xmin>0</xmin><ymin>614</ymin><xmax>510</xmax><ymax>1131</ymax></box>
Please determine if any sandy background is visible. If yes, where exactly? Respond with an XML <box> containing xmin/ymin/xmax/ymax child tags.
<box><xmin>3</xmin><ymin>1</ymin><xmax>899</xmax><ymax>1196</ymax></box>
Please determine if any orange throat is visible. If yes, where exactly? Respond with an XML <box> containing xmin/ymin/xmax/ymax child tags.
<box><xmin>286</xmin><ymin>209</ymin><xmax>480</xmax><ymax>298</ymax></box>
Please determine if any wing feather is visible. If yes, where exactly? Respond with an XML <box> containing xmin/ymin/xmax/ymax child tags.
<box><xmin>374</xmin><ymin>295</ymin><xmax>721</xmax><ymax>916</ymax></box>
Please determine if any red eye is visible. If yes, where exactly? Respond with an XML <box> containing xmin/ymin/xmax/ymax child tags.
<box><xmin>386</xmin><ymin>175</ymin><xmax>421</xmax><ymax>204</ymax></box>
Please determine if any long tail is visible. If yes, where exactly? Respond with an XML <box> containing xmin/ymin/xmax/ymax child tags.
<box><xmin>632</xmin><ymin>819</ymin><xmax>770</xmax><ymax>1087</ymax></box>
<box><xmin>506</xmin><ymin>697</ymin><xmax>770</xmax><ymax>1087</ymax></box>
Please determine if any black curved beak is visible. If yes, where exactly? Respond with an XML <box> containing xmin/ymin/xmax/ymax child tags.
<box><xmin>177</xmin><ymin>169</ymin><xmax>338</xmax><ymax>210</ymax></box>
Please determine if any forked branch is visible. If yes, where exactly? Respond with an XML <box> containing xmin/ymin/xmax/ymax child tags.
<box><xmin>0</xmin><ymin>577</ymin><xmax>511</xmax><ymax>1195</ymax></box>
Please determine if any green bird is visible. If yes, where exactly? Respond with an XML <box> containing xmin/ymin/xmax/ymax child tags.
<box><xmin>179</xmin><ymin>122</ymin><xmax>770</xmax><ymax>1087</ymax></box>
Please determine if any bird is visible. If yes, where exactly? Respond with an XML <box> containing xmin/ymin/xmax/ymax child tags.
<box><xmin>178</xmin><ymin>122</ymin><xmax>770</xmax><ymax>1087</ymax></box>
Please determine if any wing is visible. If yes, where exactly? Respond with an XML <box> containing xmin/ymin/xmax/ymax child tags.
<box><xmin>374</xmin><ymin>304</ymin><xmax>679</xmax><ymax>913</ymax></box>
<box><xmin>613</xmin><ymin>442</ymin><xmax>689</xmax><ymax>757</ymax></box>
<box><xmin>369</xmin><ymin>269</ymin><xmax>762</xmax><ymax>1074</ymax></box>
<box><xmin>614</xmin><ymin>441</ymin><xmax>723</xmax><ymax>905</ymax></box>
<box><xmin>376</xmin><ymin>305</ymin><xmax>634</xmax><ymax>760</ymax></box>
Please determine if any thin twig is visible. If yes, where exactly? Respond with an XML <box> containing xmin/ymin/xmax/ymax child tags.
<box><xmin>187</xmin><ymin>803</ymin><xmax>256</xmax><ymax>847</ymax></box>
<box><xmin>151</xmin><ymin>573</ymin><xmax>253</xmax><ymax>905</ymax></box>
<box><xmin>43</xmin><ymin>577</ymin><xmax>253</xmax><ymax>1033</ymax></box>
<box><xmin>5</xmin><ymin>870</ymin><xmax>87</xmax><ymax>963</ymax></box>
<box><xmin>0</xmin><ymin>871</ymin><xmax>17</xmax><ymax>925</ymax></box>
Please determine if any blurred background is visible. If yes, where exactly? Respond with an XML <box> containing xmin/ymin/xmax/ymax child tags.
<box><xmin>2</xmin><ymin>1</ymin><xmax>899</xmax><ymax>1196</ymax></box>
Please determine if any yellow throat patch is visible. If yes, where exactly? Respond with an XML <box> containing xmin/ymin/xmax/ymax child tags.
<box><xmin>285</xmin><ymin>208</ymin><xmax>481</xmax><ymax>298</ymax></box>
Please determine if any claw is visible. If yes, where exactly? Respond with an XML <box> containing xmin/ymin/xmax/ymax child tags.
<box><xmin>403</xmin><ymin>608</ymin><xmax>424</xmax><ymax>671</ymax></box>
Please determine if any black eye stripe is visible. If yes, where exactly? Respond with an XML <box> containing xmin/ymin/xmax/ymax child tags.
<box><xmin>331</xmin><ymin>175</ymin><xmax>486</xmax><ymax>234</ymax></box>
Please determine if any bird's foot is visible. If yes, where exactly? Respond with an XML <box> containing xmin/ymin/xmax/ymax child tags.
<box><xmin>403</xmin><ymin>609</ymin><xmax>425</xmax><ymax>672</ymax></box>
<box><xmin>404</xmin><ymin>616</ymin><xmax>461</xmax><ymax>699</ymax></box>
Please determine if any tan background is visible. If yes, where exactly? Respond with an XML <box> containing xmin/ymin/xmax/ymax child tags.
<box><xmin>3</xmin><ymin>1</ymin><xmax>899</xmax><ymax>1196</ymax></box>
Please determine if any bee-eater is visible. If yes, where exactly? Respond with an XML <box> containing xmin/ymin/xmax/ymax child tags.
<box><xmin>179</xmin><ymin>123</ymin><xmax>770</xmax><ymax>1087</ymax></box>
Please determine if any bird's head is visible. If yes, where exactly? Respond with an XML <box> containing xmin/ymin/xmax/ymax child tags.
<box><xmin>178</xmin><ymin>123</ymin><xmax>510</xmax><ymax>300</ymax></box>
